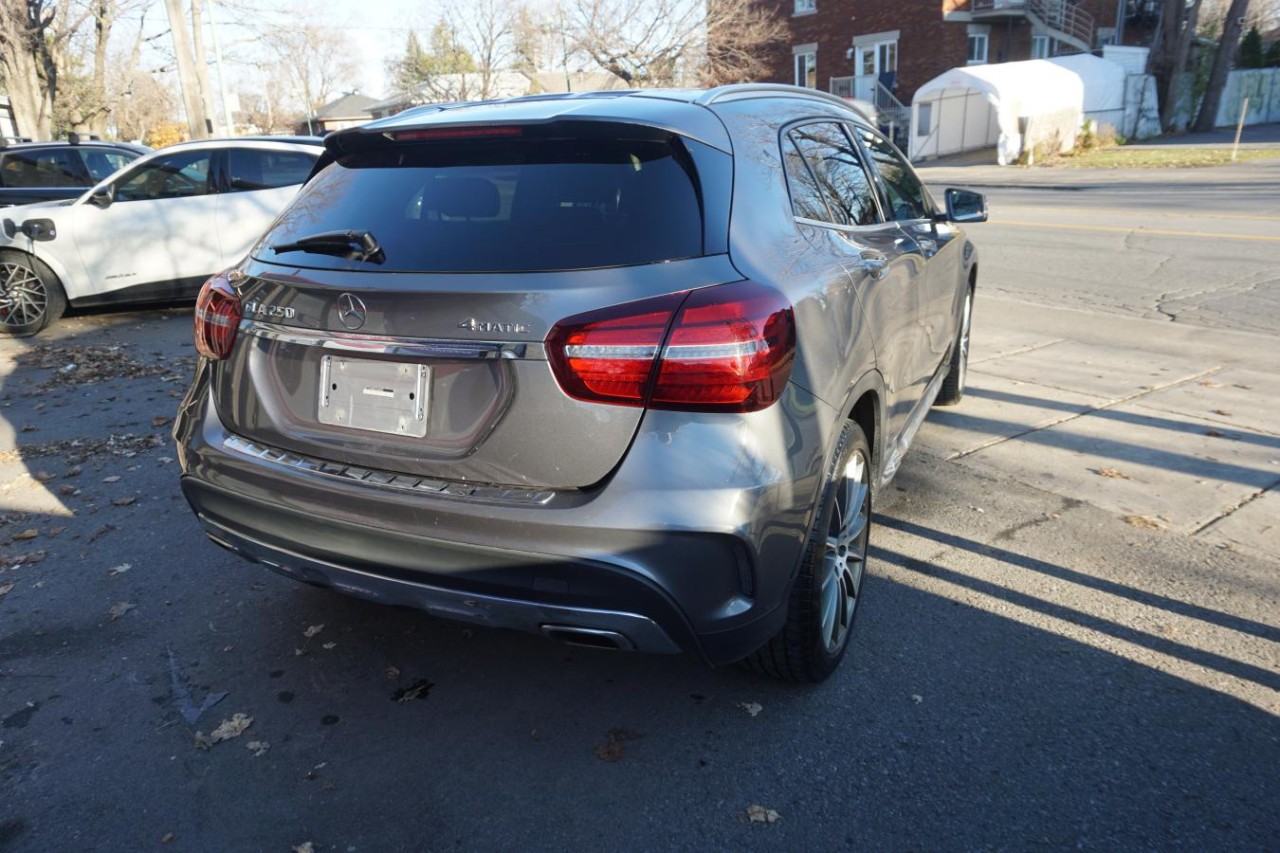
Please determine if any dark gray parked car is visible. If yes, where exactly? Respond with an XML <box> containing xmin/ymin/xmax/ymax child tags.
<box><xmin>174</xmin><ymin>84</ymin><xmax>986</xmax><ymax>682</ymax></box>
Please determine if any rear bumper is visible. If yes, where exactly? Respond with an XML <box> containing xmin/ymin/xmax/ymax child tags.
<box><xmin>195</xmin><ymin>509</ymin><xmax>682</xmax><ymax>654</ymax></box>
<box><xmin>175</xmin><ymin>374</ymin><xmax>833</xmax><ymax>665</ymax></box>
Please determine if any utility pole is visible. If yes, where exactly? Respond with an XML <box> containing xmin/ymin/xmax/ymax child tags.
<box><xmin>162</xmin><ymin>0</ymin><xmax>210</xmax><ymax>138</ymax></box>
<box><xmin>190</xmin><ymin>0</ymin><xmax>217</xmax><ymax>135</ymax></box>
<box><xmin>207</xmin><ymin>0</ymin><xmax>236</xmax><ymax>135</ymax></box>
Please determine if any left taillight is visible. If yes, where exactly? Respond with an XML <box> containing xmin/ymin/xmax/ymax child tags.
<box><xmin>194</xmin><ymin>273</ymin><xmax>241</xmax><ymax>360</ymax></box>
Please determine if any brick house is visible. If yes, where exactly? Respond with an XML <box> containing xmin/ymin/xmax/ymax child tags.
<box><xmin>766</xmin><ymin>0</ymin><xmax>1139</xmax><ymax>116</ymax></box>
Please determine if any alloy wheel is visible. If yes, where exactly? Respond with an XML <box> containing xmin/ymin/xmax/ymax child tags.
<box><xmin>818</xmin><ymin>449</ymin><xmax>870</xmax><ymax>654</ymax></box>
<box><xmin>0</xmin><ymin>262</ymin><xmax>47</xmax><ymax>330</ymax></box>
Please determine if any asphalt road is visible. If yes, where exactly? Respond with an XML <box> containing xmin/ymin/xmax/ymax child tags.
<box><xmin>1</xmin><ymin>162</ymin><xmax>1278</xmax><ymax>851</ymax></box>
<box><xmin>926</xmin><ymin>157</ymin><xmax>1280</xmax><ymax>335</ymax></box>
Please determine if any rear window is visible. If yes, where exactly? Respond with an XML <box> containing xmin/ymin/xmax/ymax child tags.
<box><xmin>255</xmin><ymin>132</ymin><xmax>704</xmax><ymax>273</ymax></box>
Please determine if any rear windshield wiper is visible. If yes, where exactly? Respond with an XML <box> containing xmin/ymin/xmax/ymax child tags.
<box><xmin>270</xmin><ymin>229</ymin><xmax>385</xmax><ymax>264</ymax></box>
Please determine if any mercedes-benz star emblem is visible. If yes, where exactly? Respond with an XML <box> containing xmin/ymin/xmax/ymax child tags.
<box><xmin>336</xmin><ymin>293</ymin><xmax>367</xmax><ymax>331</ymax></box>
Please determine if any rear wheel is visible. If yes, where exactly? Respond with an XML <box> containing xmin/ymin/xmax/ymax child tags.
<box><xmin>743</xmin><ymin>420</ymin><xmax>871</xmax><ymax>683</ymax></box>
<box><xmin>935</xmin><ymin>288</ymin><xmax>972</xmax><ymax>406</ymax></box>
<box><xmin>0</xmin><ymin>251</ymin><xmax>66</xmax><ymax>337</ymax></box>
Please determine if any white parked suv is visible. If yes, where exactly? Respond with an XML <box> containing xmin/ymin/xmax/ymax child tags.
<box><xmin>0</xmin><ymin>136</ymin><xmax>322</xmax><ymax>336</ymax></box>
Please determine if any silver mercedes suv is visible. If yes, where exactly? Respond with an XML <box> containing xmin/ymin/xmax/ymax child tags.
<box><xmin>174</xmin><ymin>84</ymin><xmax>986</xmax><ymax>682</ymax></box>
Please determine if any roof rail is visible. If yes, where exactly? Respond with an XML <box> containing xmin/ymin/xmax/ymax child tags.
<box><xmin>696</xmin><ymin>83</ymin><xmax>866</xmax><ymax>113</ymax></box>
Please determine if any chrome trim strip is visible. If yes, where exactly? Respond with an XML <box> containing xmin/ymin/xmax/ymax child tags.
<box><xmin>222</xmin><ymin>433</ymin><xmax>556</xmax><ymax>506</ymax></box>
<box><xmin>242</xmin><ymin>320</ymin><xmax>545</xmax><ymax>361</ymax></box>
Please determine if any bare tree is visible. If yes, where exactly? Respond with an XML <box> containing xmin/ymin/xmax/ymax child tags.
<box><xmin>1194</xmin><ymin>0</ymin><xmax>1252</xmax><ymax>131</ymax></box>
<box><xmin>568</xmin><ymin>0</ymin><xmax>783</xmax><ymax>87</ymax></box>
<box><xmin>445</xmin><ymin>0</ymin><xmax>515</xmax><ymax>100</ymax></box>
<box><xmin>262</xmin><ymin>24</ymin><xmax>359</xmax><ymax>129</ymax></box>
<box><xmin>0</xmin><ymin>0</ymin><xmax>97</xmax><ymax>139</ymax></box>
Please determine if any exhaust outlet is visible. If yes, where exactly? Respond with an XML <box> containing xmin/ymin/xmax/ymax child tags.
<box><xmin>541</xmin><ymin>625</ymin><xmax>635</xmax><ymax>651</ymax></box>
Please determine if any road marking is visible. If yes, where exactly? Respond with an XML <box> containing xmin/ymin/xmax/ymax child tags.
<box><xmin>988</xmin><ymin>220</ymin><xmax>1280</xmax><ymax>242</ymax></box>
<box><xmin>998</xmin><ymin>206</ymin><xmax>1280</xmax><ymax>223</ymax></box>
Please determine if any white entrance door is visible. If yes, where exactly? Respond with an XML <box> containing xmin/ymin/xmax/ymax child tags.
<box><xmin>855</xmin><ymin>39</ymin><xmax>898</xmax><ymax>103</ymax></box>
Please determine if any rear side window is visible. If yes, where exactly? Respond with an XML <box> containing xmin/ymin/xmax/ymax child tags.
<box><xmin>225</xmin><ymin>148</ymin><xmax>316</xmax><ymax>192</ymax></box>
<box><xmin>787</xmin><ymin>123</ymin><xmax>879</xmax><ymax>227</ymax></box>
<box><xmin>258</xmin><ymin>133</ymin><xmax>703</xmax><ymax>273</ymax></box>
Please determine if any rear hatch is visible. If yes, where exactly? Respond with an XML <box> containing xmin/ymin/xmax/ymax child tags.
<box><xmin>210</xmin><ymin>118</ymin><xmax>737</xmax><ymax>490</ymax></box>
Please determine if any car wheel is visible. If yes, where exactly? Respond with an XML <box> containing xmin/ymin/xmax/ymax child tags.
<box><xmin>743</xmin><ymin>420</ymin><xmax>871</xmax><ymax>683</ymax></box>
<box><xmin>934</xmin><ymin>288</ymin><xmax>972</xmax><ymax>407</ymax></box>
<box><xmin>0</xmin><ymin>251</ymin><xmax>66</xmax><ymax>337</ymax></box>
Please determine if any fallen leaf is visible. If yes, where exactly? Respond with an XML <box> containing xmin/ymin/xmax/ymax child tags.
<box><xmin>102</xmin><ymin>475</ymin><xmax>122</xmax><ymax>483</ymax></box>
<box><xmin>303</xmin><ymin>624</ymin><xmax>324</xmax><ymax>638</ymax></box>
<box><xmin>1211</xmin><ymin>409</ymin><xmax>1233</xmax><ymax>417</ymax></box>
<box><xmin>1233</xmin><ymin>384</ymin><xmax>1252</xmax><ymax>390</ymax></box>
<box><xmin>46</xmin><ymin>526</ymin><xmax>65</xmax><ymax>537</ymax></box>
<box><xmin>594</xmin><ymin>727</ymin><xmax>642</xmax><ymax>762</ymax></box>
<box><xmin>246</xmin><ymin>740</ymin><xmax>270</xmax><ymax>757</ymax></box>
<box><xmin>322</xmin><ymin>642</ymin><xmax>336</xmax><ymax>650</ymax></box>
<box><xmin>293</xmin><ymin>648</ymin><xmax>306</xmax><ymax>656</ymax></box>
<box><xmin>12</xmin><ymin>529</ymin><xmax>38</xmax><ymax>541</ymax></box>
<box><xmin>111</xmin><ymin>496</ymin><xmax>136</xmax><ymax>507</ymax></box>
<box><xmin>292</xmin><ymin>843</ymin><xmax>314</xmax><ymax>853</ymax></box>
<box><xmin>1205</xmin><ymin>429</ymin><xmax>1224</xmax><ymax>438</ymax></box>
<box><xmin>1199</xmin><ymin>380</ymin><xmax>1223</xmax><ymax>388</ymax></box>
<box><xmin>58</xmin><ymin>485</ymin><xmax>78</xmax><ymax>496</ymax></box>
<box><xmin>1095</xmin><ymin>467</ymin><xmax>1130</xmax><ymax>479</ymax></box>
<box><xmin>206</xmin><ymin>713</ymin><xmax>253</xmax><ymax>744</ymax></box>
<box><xmin>1123</xmin><ymin>515</ymin><xmax>1162</xmax><ymax>530</ymax></box>
<box><xmin>385</xmin><ymin>665</ymin><xmax>401</xmax><ymax>681</ymax></box>
<box><xmin>160</xmin><ymin>832</ymin><xmax>175</xmax><ymax>844</ymax></box>
<box><xmin>107</xmin><ymin>563</ymin><xmax>132</xmax><ymax>576</ymax></box>
<box><xmin>911</xmin><ymin>694</ymin><xmax>924</xmax><ymax>704</ymax></box>
<box><xmin>63</xmin><ymin>465</ymin><xmax>81</xmax><ymax>478</ymax></box>
<box><xmin>0</xmin><ymin>582</ymin><xmax>14</xmax><ymax>598</ymax></box>
<box><xmin>738</xmin><ymin>702</ymin><xmax>763</xmax><ymax>717</ymax></box>
<box><xmin>108</xmin><ymin>601</ymin><xmax>136</xmax><ymax>620</ymax></box>
<box><xmin>152</xmin><ymin>416</ymin><xmax>172</xmax><ymax>427</ymax></box>
<box><xmin>393</xmin><ymin>679</ymin><xmax>434</xmax><ymax>703</ymax></box>
<box><xmin>33</xmin><ymin>471</ymin><xmax>54</xmax><ymax>483</ymax></box>
<box><xmin>747</xmin><ymin>804</ymin><xmax>781</xmax><ymax>824</ymax></box>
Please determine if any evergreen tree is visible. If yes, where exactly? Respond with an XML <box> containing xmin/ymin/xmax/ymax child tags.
<box><xmin>1238</xmin><ymin>26</ymin><xmax>1264</xmax><ymax>68</ymax></box>
<box><xmin>1265</xmin><ymin>38</ymin><xmax>1280</xmax><ymax>68</ymax></box>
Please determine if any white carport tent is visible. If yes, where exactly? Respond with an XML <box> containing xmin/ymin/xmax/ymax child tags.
<box><xmin>909</xmin><ymin>60</ymin><xmax>1084</xmax><ymax>165</ymax></box>
<box><xmin>1047</xmin><ymin>53</ymin><xmax>1128</xmax><ymax>133</ymax></box>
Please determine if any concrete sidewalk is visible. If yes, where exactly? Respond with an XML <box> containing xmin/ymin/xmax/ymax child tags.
<box><xmin>915</xmin><ymin>122</ymin><xmax>1280</xmax><ymax>189</ymax></box>
<box><xmin>919</xmin><ymin>294</ymin><xmax>1279</xmax><ymax>562</ymax></box>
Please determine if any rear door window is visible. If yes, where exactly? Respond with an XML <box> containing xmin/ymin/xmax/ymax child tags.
<box><xmin>258</xmin><ymin>133</ymin><xmax>703</xmax><ymax>273</ymax></box>
<box><xmin>787</xmin><ymin>123</ymin><xmax>880</xmax><ymax>227</ymax></box>
<box><xmin>80</xmin><ymin>149</ymin><xmax>136</xmax><ymax>181</ymax></box>
<box><xmin>225</xmin><ymin>148</ymin><xmax>316</xmax><ymax>192</ymax></box>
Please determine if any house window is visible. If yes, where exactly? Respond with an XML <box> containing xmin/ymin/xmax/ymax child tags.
<box><xmin>794</xmin><ymin>49</ymin><xmax>817</xmax><ymax>88</ymax></box>
<box><xmin>794</xmin><ymin>0</ymin><xmax>815</xmax><ymax>14</ymax></box>
<box><xmin>966</xmin><ymin>26</ymin><xmax>989</xmax><ymax>65</ymax></box>
<box><xmin>1031</xmin><ymin>35</ymin><xmax>1052</xmax><ymax>58</ymax></box>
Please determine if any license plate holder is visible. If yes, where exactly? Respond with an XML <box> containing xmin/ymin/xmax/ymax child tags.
<box><xmin>318</xmin><ymin>355</ymin><xmax>429</xmax><ymax>438</ymax></box>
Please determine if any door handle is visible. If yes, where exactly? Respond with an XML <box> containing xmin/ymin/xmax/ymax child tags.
<box><xmin>859</xmin><ymin>250</ymin><xmax>889</xmax><ymax>280</ymax></box>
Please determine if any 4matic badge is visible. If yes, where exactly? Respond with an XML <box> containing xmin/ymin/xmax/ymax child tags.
<box><xmin>457</xmin><ymin>318</ymin><xmax>530</xmax><ymax>334</ymax></box>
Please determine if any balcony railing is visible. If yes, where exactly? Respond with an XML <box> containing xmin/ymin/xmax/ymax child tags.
<box><xmin>971</xmin><ymin>0</ymin><xmax>1094</xmax><ymax>50</ymax></box>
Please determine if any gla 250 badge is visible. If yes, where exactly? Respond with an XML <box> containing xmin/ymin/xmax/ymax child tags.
<box><xmin>243</xmin><ymin>300</ymin><xmax>296</xmax><ymax>320</ymax></box>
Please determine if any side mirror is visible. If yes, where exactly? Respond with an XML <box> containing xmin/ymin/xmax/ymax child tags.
<box><xmin>88</xmin><ymin>185</ymin><xmax>115</xmax><ymax>209</ymax></box>
<box><xmin>943</xmin><ymin>188</ymin><xmax>987</xmax><ymax>223</ymax></box>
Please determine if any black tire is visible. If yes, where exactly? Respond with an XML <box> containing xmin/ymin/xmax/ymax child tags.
<box><xmin>0</xmin><ymin>250</ymin><xmax>67</xmax><ymax>337</ymax></box>
<box><xmin>934</xmin><ymin>287</ymin><xmax>972</xmax><ymax>407</ymax></box>
<box><xmin>742</xmin><ymin>420</ymin><xmax>872</xmax><ymax>683</ymax></box>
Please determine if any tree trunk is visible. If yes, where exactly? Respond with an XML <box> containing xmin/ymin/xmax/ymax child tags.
<box><xmin>1193</xmin><ymin>0</ymin><xmax>1251</xmax><ymax>132</ymax></box>
<box><xmin>163</xmin><ymin>0</ymin><xmax>209</xmax><ymax>139</ymax></box>
<box><xmin>90</xmin><ymin>1</ymin><xmax>115</xmax><ymax>137</ymax></box>
<box><xmin>189</xmin><ymin>0</ymin><xmax>218</xmax><ymax>135</ymax></box>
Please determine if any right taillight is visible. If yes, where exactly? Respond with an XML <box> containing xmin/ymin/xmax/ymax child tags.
<box><xmin>194</xmin><ymin>272</ymin><xmax>242</xmax><ymax>360</ymax></box>
<box><xmin>546</xmin><ymin>281</ymin><xmax>795</xmax><ymax>413</ymax></box>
